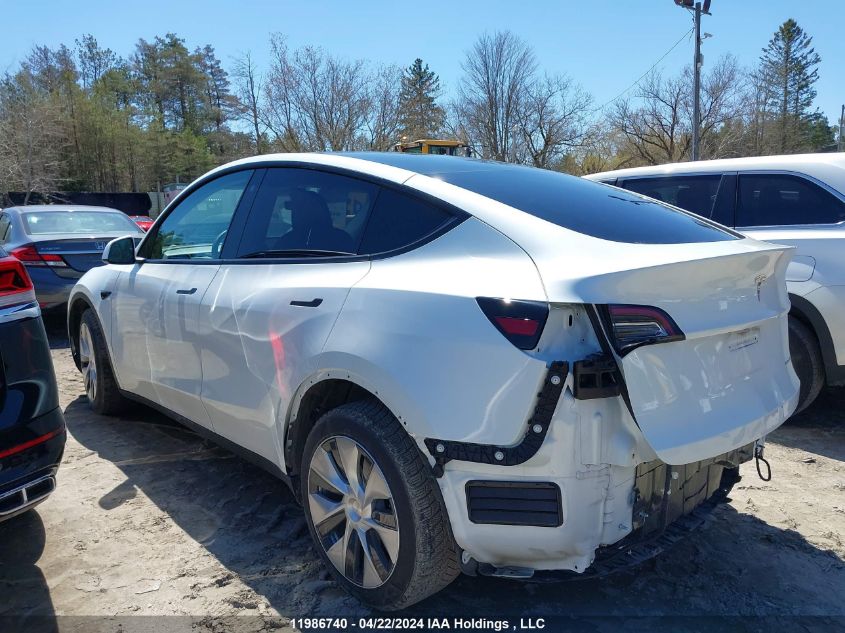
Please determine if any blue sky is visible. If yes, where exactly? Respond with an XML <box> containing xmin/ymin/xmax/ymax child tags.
<box><xmin>2</xmin><ymin>0</ymin><xmax>842</xmax><ymax>124</ymax></box>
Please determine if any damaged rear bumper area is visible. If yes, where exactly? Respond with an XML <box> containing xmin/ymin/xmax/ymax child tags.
<box><xmin>457</xmin><ymin>443</ymin><xmax>754</xmax><ymax>580</ymax></box>
<box><xmin>575</xmin><ymin>443</ymin><xmax>753</xmax><ymax>578</ymax></box>
<box><xmin>427</xmin><ymin>351</ymin><xmax>766</xmax><ymax>577</ymax></box>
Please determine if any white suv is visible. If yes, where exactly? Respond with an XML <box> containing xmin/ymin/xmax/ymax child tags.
<box><xmin>587</xmin><ymin>153</ymin><xmax>845</xmax><ymax>412</ymax></box>
<box><xmin>68</xmin><ymin>153</ymin><xmax>798</xmax><ymax>609</ymax></box>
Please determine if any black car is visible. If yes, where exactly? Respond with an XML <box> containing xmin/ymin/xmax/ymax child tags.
<box><xmin>0</xmin><ymin>247</ymin><xmax>65</xmax><ymax>522</ymax></box>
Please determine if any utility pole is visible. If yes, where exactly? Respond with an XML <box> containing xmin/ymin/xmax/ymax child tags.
<box><xmin>675</xmin><ymin>0</ymin><xmax>711</xmax><ymax>161</ymax></box>
<box><xmin>839</xmin><ymin>104</ymin><xmax>844</xmax><ymax>152</ymax></box>
<box><xmin>692</xmin><ymin>2</ymin><xmax>702</xmax><ymax>161</ymax></box>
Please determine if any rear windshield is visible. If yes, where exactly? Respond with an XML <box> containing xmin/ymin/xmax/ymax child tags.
<box><xmin>434</xmin><ymin>166</ymin><xmax>738</xmax><ymax>244</ymax></box>
<box><xmin>22</xmin><ymin>211</ymin><xmax>139</xmax><ymax>235</ymax></box>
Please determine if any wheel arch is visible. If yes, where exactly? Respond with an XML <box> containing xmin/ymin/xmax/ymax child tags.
<box><xmin>67</xmin><ymin>293</ymin><xmax>95</xmax><ymax>371</ymax></box>
<box><xmin>283</xmin><ymin>363</ymin><xmax>426</xmax><ymax>484</ymax></box>
<box><xmin>789</xmin><ymin>292</ymin><xmax>843</xmax><ymax>385</ymax></box>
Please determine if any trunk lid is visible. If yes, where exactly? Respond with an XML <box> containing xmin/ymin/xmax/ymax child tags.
<box><xmin>535</xmin><ymin>239</ymin><xmax>799</xmax><ymax>465</ymax></box>
<box><xmin>33</xmin><ymin>235</ymin><xmax>130</xmax><ymax>277</ymax></box>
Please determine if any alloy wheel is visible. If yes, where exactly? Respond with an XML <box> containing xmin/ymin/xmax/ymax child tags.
<box><xmin>307</xmin><ymin>435</ymin><xmax>400</xmax><ymax>588</ymax></box>
<box><xmin>79</xmin><ymin>322</ymin><xmax>97</xmax><ymax>402</ymax></box>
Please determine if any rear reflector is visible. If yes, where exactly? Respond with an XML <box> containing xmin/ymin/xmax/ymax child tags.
<box><xmin>604</xmin><ymin>304</ymin><xmax>684</xmax><ymax>355</ymax></box>
<box><xmin>0</xmin><ymin>428</ymin><xmax>63</xmax><ymax>459</ymax></box>
<box><xmin>9</xmin><ymin>245</ymin><xmax>68</xmax><ymax>268</ymax></box>
<box><xmin>477</xmin><ymin>297</ymin><xmax>549</xmax><ymax>350</ymax></box>
<box><xmin>0</xmin><ymin>256</ymin><xmax>37</xmax><ymax>309</ymax></box>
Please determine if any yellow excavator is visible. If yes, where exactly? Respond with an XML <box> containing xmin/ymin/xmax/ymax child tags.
<box><xmin>393</xmin><ymin>139</ymin><xmax>472</xmax><ymax>157</ymax></box>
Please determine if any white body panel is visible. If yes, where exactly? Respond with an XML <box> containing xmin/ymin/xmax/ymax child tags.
<box><xmin>110</xmin><ymin>263</ymin><xmax>219</xmax><ymax>427</ymax></box>
<box><xmin>198</xmin><ymin>260</ymin><xmax>371</xmax><ymax>462</ymax></box>
<box><xmin>324</xmin><ymin>218</ymin><xmax>549</xmax><ymax>445</ymax></box>
<box><xmin>69</xmin><ymin>152</ymin><xmax>800</xmax><ymax>574</ymax></box>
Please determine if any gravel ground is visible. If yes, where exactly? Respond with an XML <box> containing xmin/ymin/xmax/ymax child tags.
<box><xmin>1</xmin><ymin>314</ymin><xmax>843</xmax><ymax>632</ymax></box>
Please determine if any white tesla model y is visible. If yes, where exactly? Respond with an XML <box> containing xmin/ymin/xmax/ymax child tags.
<box><xmin>68</xmin><ymin>153</ymin><xmax>798</xmax><ymax>609</ymax></box>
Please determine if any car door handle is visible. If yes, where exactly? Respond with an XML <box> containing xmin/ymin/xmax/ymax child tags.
<box><xmin>290</xmin><ymin>298</ymin><xmax>323</xmax><ymax>308</ymax></box>
<box><xmin>176</xmin><ymin>287</ymin><xmax>197</xmax><ymax>295</ymax></box>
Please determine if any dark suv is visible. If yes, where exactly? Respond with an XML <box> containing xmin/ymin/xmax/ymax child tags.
<box><xmin>0</xmin><ymin>247</ymin><xmax>65</xmax><ymax>521</ymax></box>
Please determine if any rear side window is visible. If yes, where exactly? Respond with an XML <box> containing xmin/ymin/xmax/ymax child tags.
<box><xmin>437</xmin><ymin>166</ymin><xmax>736</xmax><ymax>244</ymax></box>
<box><xmin>237</xmin><ymin>168</ymin><xmax>378</xmax><ymax>257</ymax></box>
<box><xmin>736</xmin><ymin>174</ymin><xmax>845</xmax><ymax>227</ymax></box>
<box><xmin>358</xmin><ymin>188</ymin><xmax>453</xmax><ymax>255</ymax></box>
<box><xmin>0</xmin><ymin>215</ymin><xmax>10</xmax><ymax>242</ymax></box>
<box><xmin>621</xmin><ymin>175</ymin><xmax>722</xmax><ymax>220</ymax></box>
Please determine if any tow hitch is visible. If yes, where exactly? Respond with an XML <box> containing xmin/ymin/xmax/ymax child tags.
<box><xmin>755</xmin><ymin>442</ymin><xmax>772</xmax><ymax>481</ymax></box>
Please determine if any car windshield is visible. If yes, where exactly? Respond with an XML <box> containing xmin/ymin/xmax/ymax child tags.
<box><xmin>22</xmin><ymin>211</ymin><xmax>139</xmax><ymax>235</ymax></box>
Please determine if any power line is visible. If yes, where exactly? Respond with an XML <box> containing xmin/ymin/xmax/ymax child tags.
<box><xmin>592</xmin><ymin>26</ymin><xmax>694</xmax><ymax>114</ymax></box>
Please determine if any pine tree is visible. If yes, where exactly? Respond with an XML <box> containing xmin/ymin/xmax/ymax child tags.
<box><xmin>758</xmin><ymin>19</ymin><xmax>823</xmax><ymax>152</ymax></box>
<box><xmin>398</xmin><ymin>58</ymin><xmax>445</xmax><ymax>141</ymax></box>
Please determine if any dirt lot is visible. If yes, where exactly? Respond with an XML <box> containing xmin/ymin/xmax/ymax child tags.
<box><xmin>1</xmin><ymin>314</ymin><xmax>844</xmax><ymax>632</ymax></box>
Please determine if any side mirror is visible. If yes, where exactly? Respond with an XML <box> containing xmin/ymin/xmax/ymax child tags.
<box><xmin>103</xmin><ymin>236</ymin><xmax>137</xmax><ymax>265</ymax></box>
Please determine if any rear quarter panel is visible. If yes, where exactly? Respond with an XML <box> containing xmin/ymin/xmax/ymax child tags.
<box><xmin>321</xmin><ymin>218</ymin><xmax>552</xmax><ymax>445</ymax></box>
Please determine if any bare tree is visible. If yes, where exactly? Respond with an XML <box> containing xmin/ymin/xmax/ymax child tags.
<box><xmin>0</xmin><ymin>73</ymin><xmax>64</xmax><ymax>203</ymax></box>
<box><xmin>232</xmin><ymin>50</ymin><xmax>265</xmax><ymax>153</ymax></box>
<box><xmin>363</xmin><ymin>65</ymin><xmax>403</xmax><ymax>150</ymax></box>
<box><xmin>456</xmin><ymin>31</ymin><xmax>536</xmax><ymax>161</ymax></box>
<box><xmin>609</xmin><ymin>55</ymin><xmax>751</xmax><ymax>165</ymax></box>
<box><xmin>263</xmin><ymin>34</ymin><xmax>370</xmax><ymax>152</ymax></box>
<box><xmin>610</xmin><ymin>70</ymin><xmax>689</xmax><ymax>165</ymax></box>
<box><xmin>263</xmin><ymin>34</ymin><xmax>303</xmax><ymax>151</ymax></box>
<box><xmin>694</xmin><ymin>55</ymin><xmax>750</xmax><ymax>159</ymax></box>
<box><xmin>516</xmin><ymin>74</ymin><xmax>593</xmax><ymax>168</ymax></box>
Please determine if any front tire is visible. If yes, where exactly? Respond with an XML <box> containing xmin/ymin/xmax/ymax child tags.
<box><xmin>78</xmin><ymin>309</ymin><xmax>127</xmax><ymax>415</ymax></box>
<box><xmin>789</xmin><ymin>316</ymin><xmax>824</xmax><ymax>415</ymax></box>
<box><xmin>301</xmin><ymin>399</ymin><xmax>459</xmax><ymax>610</ymax></box>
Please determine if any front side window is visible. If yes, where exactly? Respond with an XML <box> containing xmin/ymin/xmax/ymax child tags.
<box><xmin>622</xmin><ymin>175</ymin><xmax>722</xmax><ymax>220</ymax></box>
<box><xmin>143</xmin><ymin>170</ymin><xmax>252</xmax><ymax>260</ymax></box>
<box><xmin>237</xmin><ymin>168</ymin><xmax>378</xmax><ymax>258</ymax></box>
<box><xmin>736</xmin><ymin>174</ymin><xmax>845</xmax><ymax>227</ymax></box>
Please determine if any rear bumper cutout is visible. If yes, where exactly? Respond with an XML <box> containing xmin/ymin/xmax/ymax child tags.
<box><xmin>425</xmin><ymin>361</ymin><xmax>568</xmax><ymax>473</ymax></box>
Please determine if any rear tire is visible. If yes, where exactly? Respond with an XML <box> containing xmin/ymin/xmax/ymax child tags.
<box><xmin>78</xmin><ymin>309</ymin><xmax>127</xmax><ymax>415</ymax></box>
<box><xmin>300</xmin><ymin>399</ymin><xmax>459</xmax><ymax>610</ymax></box>
<box><xmin>789</xmin><ymin>316</ymin><xmax>824</xmax><ymax>415</ymax></box>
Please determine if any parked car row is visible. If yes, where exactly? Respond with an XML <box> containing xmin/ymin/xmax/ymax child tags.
<box><xmin>3</xmin><ymin>151</ymin><xmax>842</xmax><ymax>610</ymax></box>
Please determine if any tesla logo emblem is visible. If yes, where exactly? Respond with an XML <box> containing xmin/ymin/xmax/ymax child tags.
<box><xmin>95</xmin><ymin>242</ymin><xmax>106</xmax><ymax>250</ymax></box>
<box><xmin>755</xmin><ymin>275</ymin><xmax>767</xmax><ymax>301</ymax></box>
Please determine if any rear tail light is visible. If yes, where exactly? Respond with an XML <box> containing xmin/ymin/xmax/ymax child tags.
<box><xmin>604</xmin><ymin>304</ymin><xmax>684</xmax><ymax>355</ymax></box>
<box><xmin>10</xmin><ymin>245</ymin><xmax>68</xmax><ymax>268</ymax></box>
<box><xmin>0</xmin><ymin>256</ymin><xmax>37</xmax><ymax>309</ymax></box>
<box><xmin>477</xmin><ymin>297</ymin><xmax>549</xmax><ymax>350</ymax></box>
